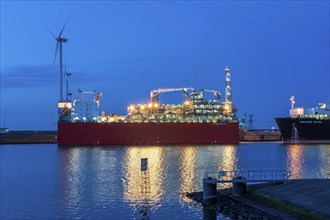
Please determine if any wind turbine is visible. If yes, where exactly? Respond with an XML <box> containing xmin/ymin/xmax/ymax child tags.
<box><xmin>46</xmin><ymin>17</ymin><xmax>70</xmax><ymax>102</ymax></box>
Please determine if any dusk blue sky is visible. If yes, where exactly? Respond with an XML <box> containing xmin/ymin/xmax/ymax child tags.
<box><xmin>1</xmin><ymin>1</ymin><xmax>329</xmax><ymax>130</ymax></box>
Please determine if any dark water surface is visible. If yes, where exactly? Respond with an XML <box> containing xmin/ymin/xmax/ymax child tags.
<box><xmin>1</xmin><ymin>143</ymin><xmax>329</xmax><ymax>219</ymax></box>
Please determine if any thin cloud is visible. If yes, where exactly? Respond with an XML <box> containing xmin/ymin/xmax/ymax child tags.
<box><xmin>1</xmin><ymin>65</ymin><xmax>58</xmax><ymax>88</ymax></box>
<box><xmin>0</xmin><ymin>65</ymin><xmax>131</xmax><ymax>89</ymax></box>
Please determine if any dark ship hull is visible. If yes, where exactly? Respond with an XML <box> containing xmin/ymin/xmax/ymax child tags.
<box><xmin>58</xmin><ymin>121</ymin><xmax>239</xmax><ymax>146</ymax></box>
<box><xmin>275</xmin><ymin>118</ymin><xmax>330</xmax><ymax>143</ymax></box>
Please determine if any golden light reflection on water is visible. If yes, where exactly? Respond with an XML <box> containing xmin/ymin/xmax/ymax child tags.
<box><xmin>123</xmin><ymin>146</ymin><xmax>165</xmax><ymax>204</ymax></box>
<box><xmin>218</xmin><ymin>145</ymin><xmax>238</xmax><ymax>171</ymax></box>
<box><xmin>179</xmin><ymin>145</ymin><xmax>239</xmax><ymax>199</ymax></box>
<box><xmin>287</xmin><ymin>144</ymin><xmax>304</xmax><ymax>179</ymax></box>
<box><xmin>180</xmin><ymin>146</ymin><xmax>198</xmax><ymax>201</ymax></box>
<box><xmin>218</xmin><ymin>145</ymin><xmax>238</xmax><ymax>188</ymax></box>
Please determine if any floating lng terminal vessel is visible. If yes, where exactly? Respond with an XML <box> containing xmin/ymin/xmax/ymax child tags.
<box><xmin>52</xmin><ymin>27</ymin><xmax>238</xmax><ymax>146</ymax></box>
<box><xmin>275</xmin><ymin>96</ymin><xmax>330</xmax><ymax>143</ymax></box>
<box><xmin>57</xmin><ymin>67</ymin><xmax>239</xmax><ymax>146</ymax></box>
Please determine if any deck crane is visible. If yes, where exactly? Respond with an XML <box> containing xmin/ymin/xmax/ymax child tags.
<box><xmin>150</xmin><ymin>88</ymin><xmax>195</xmax><ymax>103</ymax></box>
<box><xmin>201</xmin><ymin>89</ymin><xmax>221</xmax><ymax>103</ymax></box>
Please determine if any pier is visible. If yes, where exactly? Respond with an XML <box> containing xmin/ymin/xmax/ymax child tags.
<box><xmin>203</xmin><ymin>170</ymin><xmax>288</xmax><ymax>199</ymax></box>
<box><xmin>197</xmin><ymin>170</ymin><xmax>330</xmax><ymax>219</ymax></box>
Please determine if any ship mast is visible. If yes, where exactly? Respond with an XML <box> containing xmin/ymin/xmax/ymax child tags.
<box><xmin>290</xmin><ymin>96</ymin><xmax>295</xmax><ymax>117</ymax></box>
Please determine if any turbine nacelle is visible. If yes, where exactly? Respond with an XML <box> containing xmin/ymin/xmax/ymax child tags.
<box><xmin>57</xmin><ymin>38</ymin><xmax>68</xmax><ymax>43</ymax></box>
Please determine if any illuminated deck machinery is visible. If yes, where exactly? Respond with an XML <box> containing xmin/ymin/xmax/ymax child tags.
<box><xmin>127</xmin><ymin>87</ymin><xmax>235</xmax><ymax>123</ymax></box>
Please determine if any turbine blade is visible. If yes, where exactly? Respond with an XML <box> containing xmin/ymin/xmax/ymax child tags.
<box><xmin>58</xmin><ymin>15</ymin><xmax>71</xmax><ymax>38</ymax></box>
<box><xmin>45</xmin><ymin>27</ymin><xmax>57</xmax><ymax>39</ymax></box>
<box><xmin>54</xmin><ymin>42</ymin><xmax>59</xmax><ymax>65</ymax></box>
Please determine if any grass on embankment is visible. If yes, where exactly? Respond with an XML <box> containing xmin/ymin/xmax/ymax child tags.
<box><xmin>245</xmin><ymin>192</ymin><xmax>328</xmax><ymax>220</ymax></box>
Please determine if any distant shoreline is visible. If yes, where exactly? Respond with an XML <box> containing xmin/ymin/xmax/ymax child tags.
<box><xmin>0</xmin><ymin>131</ymin><xmax>57</xmax><ymax>144</ymax></box>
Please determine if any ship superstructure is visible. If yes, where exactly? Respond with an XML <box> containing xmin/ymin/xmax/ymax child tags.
<box><xmin>275</xmin><ymin>96</ymin><xmax>330</xmax><ymax>143</ymax></box>
<box><xmin>60</xmin><ymin>67</ymin><xmax>236</xmax><ymax>124</ymax></box>
<box><xmin>289</xmin><ymin>96</ymin><xmax>329</xmax><ymax>120</ymax></box>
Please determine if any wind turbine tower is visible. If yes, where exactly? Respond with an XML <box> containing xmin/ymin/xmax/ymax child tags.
<box><xmin>47</xmin><ymin>17</ymin><xmax>72</xmax><ymax>120</ymax></box>
<box><xmin>58</xmin><ymin>36</ymin><xmax>68</xmax><ymax>102</ymax></box>
<box><xmin>47</xmin><ymin>18</ymin><xmax>69</xmax><ymax>102</ymax></box>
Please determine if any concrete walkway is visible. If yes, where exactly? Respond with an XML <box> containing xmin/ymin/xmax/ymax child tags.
<box><xmin>246</xmin><ymin>179</ymin><xmax>330</xmax><ymax>218</ymax></box>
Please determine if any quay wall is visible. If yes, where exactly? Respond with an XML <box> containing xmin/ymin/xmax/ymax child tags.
<box><xmin>240</xmin><ymin>129</ymin><xmax>282</xmax><ymax>142</ymax></box>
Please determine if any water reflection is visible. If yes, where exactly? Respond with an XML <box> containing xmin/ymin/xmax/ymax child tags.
<box><xmin>59</xmin><ymin>148</ymin><xmax>84</xmax><ymax>208</ymax></box>
<box><xmin>218</xmin><ymin>145</ymin><xmax>238</xmax><ymax>171</ymax></box>
<box><xmin>91</xmin><ymin>148</ymin><xmax>120</xmax><ymax>204</ymax></box>
<box><xmin>179</xmin><ymin>146</ymin><xmax>199</xmax><ymax>203</ymax></box>
<box><xmin>318</xmin><ymin>145</ymin><xmax>330</xmax><ymax>178</ymax></box>
<box><xmin>180</xmin><ymin>146</ymin><xmax>198</xmax><ymax>194</ymax></box>
<box><xmin>55</xmin><ymin>143</ymin><xmax>330</xmax><ymax>219</ymax></box>
<box><xmin>286</xmin><ymin>144</ymin><xmax>304</xmax><ymax>179</ymax></box>
<box><xmin>179</xmin><ymin>145</ymin><xmax>239</xmax><ymax>203</ymax></box>
<box><xmin>123</xmin><ymin>146</ymin><xmax>165</xmax><ymax>206</ymax></box>
<box><xmin>58</xmin><ymin>145</ymin><xmax>240</xmax><ymax>210</ymax></box>
<box><xmin>58</xmin><ymin>147</ymin><xmax>125</xmax><ymax>218</ymax></box>
<box><xmin>285</xmin><ymin>144</ymin><xmax>330</xmax><ymax>179</ymax></box>
<box><xmin>218</xmin><ymin>145</ymin><xmax>238</xmax><ymax>189</ymax></box>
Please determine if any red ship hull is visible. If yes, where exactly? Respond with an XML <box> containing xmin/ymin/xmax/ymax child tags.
<box><xmin>58</xmin><ymin>121</ymin><xmax>239</xmax><ymax>146</ymax></box>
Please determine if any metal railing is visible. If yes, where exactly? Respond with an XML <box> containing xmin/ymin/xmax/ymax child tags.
<box><xmin>204</xmin><ymin>170</ymin><xmax>289</xmax><ymax>183</ymax></box>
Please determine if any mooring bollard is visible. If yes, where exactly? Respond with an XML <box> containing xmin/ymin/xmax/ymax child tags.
<box><xmin>203</xmin><ymin>177</ymin><xmax>217</xmax><ymax>203</ymax></box>
<box><xmin>232</xmin><ymin>176</ymin><xmax>247</xmax><ymax>196</ymax></box>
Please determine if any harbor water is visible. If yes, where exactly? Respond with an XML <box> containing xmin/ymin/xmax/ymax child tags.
<box><xmin>1</xmin><ymin>143</ymin><xmax>330</xmax><ymax>219</ymax></box>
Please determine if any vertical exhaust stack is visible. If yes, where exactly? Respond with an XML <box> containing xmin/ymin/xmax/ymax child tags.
<box><xmin>225</xmin><ymin>66</ymin><xmax>232</xmax><ymax>116</ymax></box>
